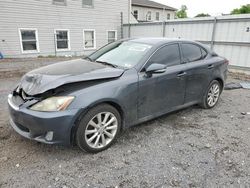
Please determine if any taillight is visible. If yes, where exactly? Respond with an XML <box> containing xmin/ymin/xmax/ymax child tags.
<box><xmin>224</xmin><ymin>60</ymin><xmax>229</xmax><ymax>65</ymax></box>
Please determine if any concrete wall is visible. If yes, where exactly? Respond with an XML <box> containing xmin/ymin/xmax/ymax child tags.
<box><xmin>0</xmin><ymin>0</ymin><xmax>129</xmax><ymax>58</ymax></box>
<box><xmin>123</xmin><ymin>14</ymin><xmax>250</xmax><ymax>69</ymax></box>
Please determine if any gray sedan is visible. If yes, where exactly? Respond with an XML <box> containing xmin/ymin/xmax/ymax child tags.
<box><xmin>8</xmin><ymin>38</ymin><xmax>228</xmax><ymax>153</ymax></box>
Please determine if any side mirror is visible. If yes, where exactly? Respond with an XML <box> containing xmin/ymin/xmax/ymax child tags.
<box><xmin>145</xmin><ymin>63</ymin><xmax>166</xmax><ymax>75</ymax></box>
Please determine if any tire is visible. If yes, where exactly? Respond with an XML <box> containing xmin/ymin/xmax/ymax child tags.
<box><xmin>200</xmin><ymin>80</ymin><xmax>221</xmax><ymax>109</ymax></box>
<box><xmin>76</xmin><ymin>104</ymin><xmax>121</xmax><ymax>153</ymax></box>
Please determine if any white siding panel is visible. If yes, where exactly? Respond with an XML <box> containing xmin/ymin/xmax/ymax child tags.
<box><xmin>0</xmin><ymin>0</ymin><xmax>129</xmax><ymax>57</ymax></box>
<box><xmin>130</xmin><ymin>25</ymin><xmax>162</xmax><ymax>37</ymax></box>
<box><xmin>215</xmin><ymin>21</ymin><xmax>250</xmax><ymax>42</ymax></box>
<box><xmin>164</xmin><ymin>23</ymin><xmax>213</xmax><ymax>41</ymax></box>
<box><xmin>214</xmin><ymin>45</ymin><xmax>250</xmax><ymax>68</ymax></box>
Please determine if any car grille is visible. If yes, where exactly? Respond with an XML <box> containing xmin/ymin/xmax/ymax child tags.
<box><xmin>15</xmin><ymin>122</ymin><xmax>30</xmax><ymax>133</ymax></box>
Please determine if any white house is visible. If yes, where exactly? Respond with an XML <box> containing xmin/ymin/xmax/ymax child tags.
<box><xmin>131</xmin><ymin>0</ymin><xmax>177</xmax><ymax>22</ymax></box>
<box><xmin>0</xmin><ymin>0</ymin><xmax>130</xmax><ymax>58</ymax></box>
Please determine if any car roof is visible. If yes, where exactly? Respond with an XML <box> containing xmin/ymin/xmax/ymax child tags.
<box><xmin>124</xmin><ymin>37</ymin><xmax>211</xmax><ymax>53</ymax></box>
<box><xmin>126</xmin><ymin>37</ymin><xmax>201</xmax><ymax>46</ymax></box>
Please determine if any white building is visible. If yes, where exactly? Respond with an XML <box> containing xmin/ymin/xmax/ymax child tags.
<box><xmin>131</xmin><ymin>0</ymin><xmax>177</xmax><ymax>22</ymax></box>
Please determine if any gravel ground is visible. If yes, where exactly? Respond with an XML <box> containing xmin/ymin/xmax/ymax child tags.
<box><xmin>0</xmin><ymin>59</ymin><xmax>250</xmax><ymax>187</ymax></box>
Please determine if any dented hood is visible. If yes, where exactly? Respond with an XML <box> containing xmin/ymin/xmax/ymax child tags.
<box><xmin>19</xmin><ymin>59</ymin><xmax>124</xmax><ymax>95</ymax></box>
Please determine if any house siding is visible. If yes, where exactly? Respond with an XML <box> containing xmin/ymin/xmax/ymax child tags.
<box><xmin>132</xmin><ymin>5</ymin><xmax>175</xmax><ymax>22</ymax></box>
<box><xmin>0</xmin><ymin>0</ymin><xmax>129</xmax><ymax>57</ymax></box>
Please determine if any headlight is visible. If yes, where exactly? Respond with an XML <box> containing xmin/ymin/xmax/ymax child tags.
<box><xmin>30</xmin><ymin>96</ymin><xmax>75</xmax><ymax>112</ymax></box>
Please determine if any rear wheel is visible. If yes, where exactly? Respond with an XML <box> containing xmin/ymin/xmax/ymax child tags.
<box><xmin>200</xmin><ymin>80</ymin><xmax>221</xmax><ymax>109</ymax></box>
<box><xmin>76</xmin><ymin>104</ymin><xmax>121</xmax><ymax>153</ymax></box>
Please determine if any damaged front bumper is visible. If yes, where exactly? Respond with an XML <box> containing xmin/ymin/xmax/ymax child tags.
<box><xmin>8</xmin><ymin>94</ymin><xmax>79</xmax><ymax>146</ymax></box>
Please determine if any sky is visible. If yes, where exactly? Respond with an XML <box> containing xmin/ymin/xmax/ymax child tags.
<box><xmin>153</xmin><ymin>0</ymin><xmax>250</xmax><ymax>17</ymax></box>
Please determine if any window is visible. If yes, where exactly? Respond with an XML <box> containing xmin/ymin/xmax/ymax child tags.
<box><xmin>19</xmin><ymin>28</ymin><xmax>39</xmax><ymax>53</ymax></box>
<box><xmin>83</xmin><ymin>29</ymin><xmax>96</xmax><ymax>49</ymax></box>
<box><xmin>133</xmin><ymin>10</ymin><xmax>138</xmax><ymax>20</ymax></box>
<box><xmin>55</xmin><ymin>30</ymin><xmax>70</xmax><ymax>51</ymax></box>
<box><xmin>156</xmin><ymin>12</ymin><xmax>160</xmax><ymax>21</ymax></box>
<box><xmin>147</xmin><ymin>11</ymin><xmax>151</xmax><ymax>21</ymax></box>
<box><xmin>167</xmin><ymin>13</ymin><xmax>170</xmax><ymax>20</ymax></box>
<box><xmin>148</xmin><ymin>44</ymin><xmax>181</xmax><ymax>68</ymax></box>
<box><xmin>107</xmin><ymin>30</ymin><xmax>117</xmax><ymax>43</ymax></box>
<box><xmin>181</xmin><ymin>43</ymin><xmax>206</xmax><ymax>62</ymax></box>
<box><xmin>83</xmin><ymin>0</ymin><xmax>93</xmax><ymax>7</ymax></box>
<box><xmin>53</xmin><ymin>0</ymin><xmax>66</xmax><ymax>5</ymax></box>
<box><xmin>201</xmin><ymin>48</ymin><xmax>208</xmax><ymax>58</ymax></box>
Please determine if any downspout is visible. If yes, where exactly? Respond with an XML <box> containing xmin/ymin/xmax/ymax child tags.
<box><xmin>128</xmin><ymin>0</ymin><xmax>131</xmax><ymax>23</ymax></box>
<box><xmin>54</xmin><ymin>32</ymin><xmax>57</xmax><ymax>57</ymax></box>
<box><xmin>120</xmin><ymin>12</ymin><xmax>124</xmax><ymax>39</ymax></box>
<box><xmin>211</xmin><ymin>17</ymin><xmax>217</xmax><ymax>50</ymax></box>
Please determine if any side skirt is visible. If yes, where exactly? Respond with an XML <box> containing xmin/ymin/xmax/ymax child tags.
<box><xmin>126</xmin><ymin>101</ymin><xmax>198</xmax><ymax>128</ymax></box>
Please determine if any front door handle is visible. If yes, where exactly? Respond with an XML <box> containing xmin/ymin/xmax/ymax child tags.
<box><xmin>177</xmin><ymin>71</ymin><xmax>187</xmax><ymax>77</ymax></box>
<box><xmin>208</xmin><ymin>64</ymin><xmax>214</xmax><ymax>69</ymax></box>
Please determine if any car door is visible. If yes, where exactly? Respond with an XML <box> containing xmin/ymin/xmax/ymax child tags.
<box><xmin>138</xmin><ymin>43</ymin><xmax>187</xmax><ymax>120</ymax></box>
<box><xmin>180</xmin><ymin>43</ymin><xmax>213</xmax><ymax>103</ymax></box>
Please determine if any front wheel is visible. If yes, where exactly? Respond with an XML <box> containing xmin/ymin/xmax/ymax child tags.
<box><xmin>200</xmin><ymin>80</ymin><xmax>221</xmax><ymax>109</ymax></box>
<box><xmin>76</xmin><ymin>104</ymin><xmax>121</xmax><ymax>153</ymax></box>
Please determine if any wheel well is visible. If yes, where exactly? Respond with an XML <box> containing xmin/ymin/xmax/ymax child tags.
<box><xmin>215</xmin><ymin>78</ymin><xmax>224</xmax><ymax>89</ymax></box>
<box><xmin>104</xmin><ymin>101</ymin><xmax>124</xmax><ymax>121</ymax></box>
<box><xmin>70</xmin><ymin>101</ymin><xmax>124</xmax><ymax>145</ymax></box>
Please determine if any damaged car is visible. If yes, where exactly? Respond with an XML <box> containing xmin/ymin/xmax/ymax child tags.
<box><xmin>8</xmin><ymin>38</ymin><xmax>228</xmax><ymax>153</ymax></box>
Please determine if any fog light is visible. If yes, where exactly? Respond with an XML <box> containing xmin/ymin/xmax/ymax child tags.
<box><xmin>45</xmin><ymin>131</ymin><xmax>54</xmax><ymax>141</ymax></box>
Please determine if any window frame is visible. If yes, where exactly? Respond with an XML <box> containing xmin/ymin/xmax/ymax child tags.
<box><xmin>167</xmin><ymin>13</ymin><xmax>171</xmax><ymax>20</ymax></box>
<box><xmin>83</xmin><ymin>29</ymin><xmax>96</xmax><ymax>50</ymax></box>
<box><xmin>52</xmin><ymin>0</ymin><xmax>66</xmax><ymax>6</ymax></box>
<box><xmin>18</xmin><ymin>28</ymin><xmax>40</xmax><ymax>54</ymax></box>
<box><xmin>156</xmin><ymin>12</ymin><xmax>160</xmax><ymax>21</ymax></box>
<box><xmin>54</xmin><ymin>29</ymin><xmax>71</xmax><ymax>52</ymax></box>
<box><xmin>107</xmin><ymin>30</ymin><xmax>117</xmax><ymax>44</ymax></box>
<box><xmin>147</xmin><ymin>11</ymin><xmax>152</xmax><ymax>21</ymax></box>
<box><xmin>180</xmin><ymin>42</ymin><xmax>208</xmax><ymax>63</ymax></box>
<box><xmin>133</xmin><ymin>10</ymin><xmax>138</xmax><ymax>20</ymax></box>
<box><xmin>82</xmin><ymin>0</ymin><xmax>94</xmax><ymax>8</ymax></box>
<box><xmin>140</xmin><ymin>43</ymin><xmax>181</xmax><ymax>72</ymax></box>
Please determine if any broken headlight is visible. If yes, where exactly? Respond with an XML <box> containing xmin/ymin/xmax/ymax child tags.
<box><xmin>30</xmin><ymin>96</ymin><xmax>75</xmax><ymax>112</ymax></box>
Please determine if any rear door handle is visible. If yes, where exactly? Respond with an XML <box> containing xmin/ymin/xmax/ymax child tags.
<box><xmin>208</xmin><ymin>64</ymin><xmax>214</xmax><ymax>69</ymax></box>
<box><xmin>177</xmin><ymin>71</ymin><xmax>187</xmax><ymax>77</ymax></box>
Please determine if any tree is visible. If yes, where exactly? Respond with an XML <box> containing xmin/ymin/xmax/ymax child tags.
<box><xmin>231</xmin><ymin>4</ymin><xmax>250</xmax><ymax>14</ymax></box>
<box><xmin>176</xmin><ymin>5</ymin><xmax>188</xmax><ymax>18</ymax></box>
<box><xmin>195</xmin><ymin>13</ymin><xmax>211</xmax><ymax>17</ymax></box>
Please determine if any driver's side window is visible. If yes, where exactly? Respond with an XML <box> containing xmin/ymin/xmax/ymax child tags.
<box><xmin>146</xmin><ymin>44</ymin><xmax>181</xmax><ymax>69</ymax></box>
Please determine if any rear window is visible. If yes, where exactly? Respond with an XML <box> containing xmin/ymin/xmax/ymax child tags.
<box><xmin>181</xmin><ymin>43</ymin><xmax>206</xmax><ymax>62</ymax></box>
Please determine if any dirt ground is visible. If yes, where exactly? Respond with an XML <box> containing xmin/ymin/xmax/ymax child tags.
<box><xmin>0</xmin><ymin>58</ymin><xmax>250</xmax><ymax>188</ymax></box>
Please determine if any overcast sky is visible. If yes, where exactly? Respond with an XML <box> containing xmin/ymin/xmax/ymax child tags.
<box><xmin>153</xmin><ymin>0</ymin><xmax>250</xmax><ymax>17</ymax></box>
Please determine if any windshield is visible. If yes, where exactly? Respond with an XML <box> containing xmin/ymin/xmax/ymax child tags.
<box><xmin>88</xmin><ymin>41</ymin><xmax>152</xmax><ymax>68</ymax></box>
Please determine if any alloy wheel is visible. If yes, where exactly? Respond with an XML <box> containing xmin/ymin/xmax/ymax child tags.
<box><xmin>85</xmin><ymin>112</ymin><xmax>118</xmax><ymax>149</ymax></box>
<box><xmin>207</xmin><ymin>83</ymin><xmax>220</xmax><ymax>107</ymax></box>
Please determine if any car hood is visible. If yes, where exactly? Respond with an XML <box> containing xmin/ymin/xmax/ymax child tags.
<box><xmin>19</xmin><ymin>59</ymin><xmax>125</xmax><ymax>95</ymax></box>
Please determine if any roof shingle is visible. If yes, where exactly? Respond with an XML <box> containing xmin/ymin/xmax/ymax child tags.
<box><xmin>132</xmin><ymin>0</ymin><xmax>177</xmax><ymax>11</ymax></box>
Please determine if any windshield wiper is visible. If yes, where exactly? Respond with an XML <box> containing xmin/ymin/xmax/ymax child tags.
<box><xmin>84</xmin><ymin>56</ymin><xmax>93</xmax><ymax>62</ymax></box>
<box><xmin>95</xmin><ymin>60</ymin><xmax>118</xmax><ymax>68</ymax></box>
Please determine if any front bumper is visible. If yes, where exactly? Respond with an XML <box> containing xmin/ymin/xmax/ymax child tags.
<box><xmin>8</xmin><ymin>94</ymin><xmax>79</xmax><ymax>146</ymax></box>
